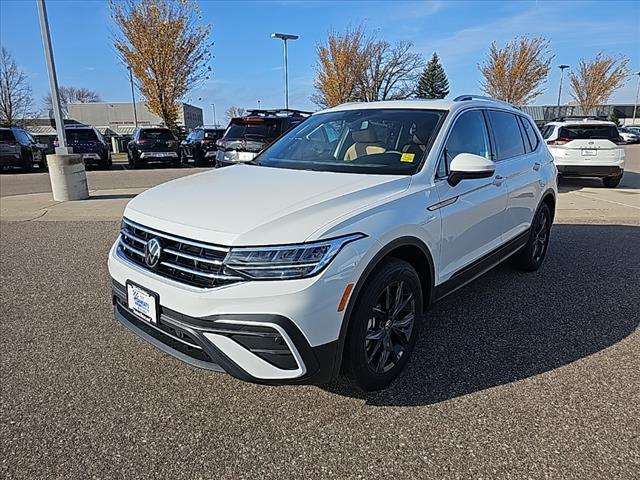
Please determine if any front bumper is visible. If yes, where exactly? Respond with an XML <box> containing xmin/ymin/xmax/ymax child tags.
<box><xmin>108</xmin><ymin>235</ymin><xmax>371</xmax><ymax>384</ymax></box>
<box><xmin>112</xmin><ymin>281</ymin><xmax>337</xmax><ymax>384</ymax></box>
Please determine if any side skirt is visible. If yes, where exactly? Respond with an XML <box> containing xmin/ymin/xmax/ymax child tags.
<box><xmin>433</xmin><ymin>228</ymin><xmax>530</xmax><ymax>302</ymax></box>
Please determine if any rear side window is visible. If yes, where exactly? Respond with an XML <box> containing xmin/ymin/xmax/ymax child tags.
<box><xmin>541</xmin><ymin>125</ymin><xmax>555</xmax><ymax>139</ymax></box>
<box><xmin>519</xmin><ymin>116</ymin><xmax>540</xmax><ymax>151</ymax></box>
<box><xmin>66</xmin><ymin>128</ymin><xmax>98</xmax><ymax>142</ymax></box>
<box><xmin>139</xmin><ymin>129</ymin><xmax>176</xmax><ymax>141</ymax></box>
<box><xmin>487</xmin><ymin>111</ymin><xmax>526</xmax><ymax>160</ymax></box>
<box><xmin>203</xmin><ymin>129</ymin><xmax>223</xmax><ymax>140</ymax></box>
<box><xmin>0</xmin><ymin>130</ymin><xmax>15</xmax><ymax>142</ymax></box>
<box><xmin>559</xmin><ymin>124</ymin><xmax>619</xmax><ymax>140</ymax></box>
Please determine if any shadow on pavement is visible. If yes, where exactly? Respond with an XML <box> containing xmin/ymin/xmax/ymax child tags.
<box><xmin>324</xmin><ymin>224</ymin><xmax>640</xmax><ymax>406</ymax></box>
<box><xmin>89</xmin><ymin>193</ymin><xmax>138</xmax><ymax>200</ymax></box>
<box><xmin>558</xmin><ymin>170</ymin><xmax>640</xmax><ymax>192</ymax></box>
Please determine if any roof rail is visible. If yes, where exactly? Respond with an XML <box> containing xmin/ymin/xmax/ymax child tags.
<box><xmin>453</xmin><ymin>95</ymin><xmax>515</xmax><ymax>108</ymax></box>
<box><xmin>550</xmin><ymin>115</ymin><xmax>608</xmax><ymax>122</ymax></box>
<box><xmin>244</xmin><ymin>108</ymin><xmax>313</xmax><ymax>117</ymax></box>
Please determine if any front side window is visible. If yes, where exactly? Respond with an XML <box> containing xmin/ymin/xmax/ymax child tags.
<box><xmin>437</xmin><ymin>110</ymin><xmax>491</xmax><ymax>177</ymax></box>
<box><xmin>257</xmin><ymin>109</ymin><xmax>445</xmax><ymax>175</ymax></box>
<box><xmin>487</xmin><ymin>111</ymin><xmax>526</xmax><ymax>160</ymax></box>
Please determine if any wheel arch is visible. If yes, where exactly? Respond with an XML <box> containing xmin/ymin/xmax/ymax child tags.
<box><xmin>331</xmin><ymin>236</ymin><xmax>435</xmax><ymax>378</ymax></box>
<box><xmin>541</xmin><ymin>189</ymin><xmax>556</xmax><ymax>222</ymax></box>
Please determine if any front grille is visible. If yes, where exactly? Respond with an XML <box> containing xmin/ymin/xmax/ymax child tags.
<box><xmin>118</xmin><ymin>217</ymin><xmax>244</xmax><ymax>288</ymax></box>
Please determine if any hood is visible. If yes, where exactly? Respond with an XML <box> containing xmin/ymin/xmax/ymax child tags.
<box><xmin>125</xmin><ymin>164</ymin><xmax>409</xmax><ymax>245</ymax></box>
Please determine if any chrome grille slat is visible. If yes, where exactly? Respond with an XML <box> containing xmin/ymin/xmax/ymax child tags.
<box><xmin>122</xmin><ymin>218</ymin><xmax>229</xmax><ymax>252</ymax></box>
<box><xmin>163</xmin><ymin>247</ymin><xmax>223</xmax><ymax>265</ymax></box>
<box><xmin>117</xmin><ymin>217</ymin><xmax>244</xmax><ymax>289</ymax></box>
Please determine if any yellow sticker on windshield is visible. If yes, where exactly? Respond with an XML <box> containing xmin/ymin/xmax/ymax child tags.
<box><xmin>401</xmin><ymin>153</ymin><xmax>415</xmax><ymax>163</ymax></box>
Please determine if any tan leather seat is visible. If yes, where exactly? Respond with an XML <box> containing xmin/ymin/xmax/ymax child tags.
<box><xmin>344</xmin><ymin>127</ymin><xmax>385</xmax><ymax>161</ymax></box>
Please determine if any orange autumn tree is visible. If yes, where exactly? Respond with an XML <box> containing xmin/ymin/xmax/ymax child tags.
<box><xmin>479</xmin><ymin>36</ymin><xmax>553</xmax><ymax>106</ymax></box>
<box><xmin>312</xmin><ymin>26</ymin><xmax>372</xmax><ymax>108</ymax></box>
<box><xmin>569</xmin><ymin>53</ymin><xmax>630</xmax><ymax>115</ymax></box>
<box><xmin>110</xmin><ymin>0</ymin><xmax>212</xmax><ymax>130</ymax></box>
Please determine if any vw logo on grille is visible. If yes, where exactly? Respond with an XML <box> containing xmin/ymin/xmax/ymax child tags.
<box><xmin>145</xmin><ymin>237</ymin><xmax>162</xmax><ymax>268</ymax></box>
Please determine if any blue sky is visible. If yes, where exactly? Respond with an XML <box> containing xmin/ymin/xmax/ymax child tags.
<box><xmin>1</xmin><ymin>0</ymin><xmax>638</xmax><ymax>123</ymax></box>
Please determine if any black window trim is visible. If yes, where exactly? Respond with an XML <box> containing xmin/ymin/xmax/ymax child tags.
<box><xmin>517</xmin><ymin>115</ymin><xmax>541</xmax><ymax>153</ymax></box>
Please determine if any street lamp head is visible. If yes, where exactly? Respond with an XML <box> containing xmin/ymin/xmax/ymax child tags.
<box><xmin>558</xmin><ymin>64</ymin><xmax>570</xmax><ymax>70</ymax></box>
<box><xmin>271</xmin><ymin>33</ymin><xmax>299</xmax><ymax>41</ymax></box>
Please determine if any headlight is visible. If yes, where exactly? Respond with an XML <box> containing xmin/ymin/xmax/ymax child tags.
<box><xmin>223</xmin><ymin>233</ymin><xmax>366</xmax><ymax>280</ymax></box>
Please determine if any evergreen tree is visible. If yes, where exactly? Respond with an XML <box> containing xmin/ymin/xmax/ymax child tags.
<box><xmin>416</xmin><ymin>52</ymin><xmax>449</xmax><ymax>99</ymax></box>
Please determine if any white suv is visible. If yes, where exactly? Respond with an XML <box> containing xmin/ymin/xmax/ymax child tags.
<box><xmin>542</xmin><ymin>117</ymin><xmax>625</xmax><ymax>187</ymax></box>
<box><xmin>108</xmin><ymin>96</ymin><xmax>557</xmax><ymax>391</ymax></box>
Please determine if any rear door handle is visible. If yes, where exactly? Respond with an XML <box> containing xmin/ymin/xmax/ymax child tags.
<box><xmin>533</xmin><ymin>162</ymin><xmax>541</xmax><ymax>171</ymax></box>
<box><xmin>492</xmin><ymin>175</ymin><xmax>505</xmax><ymax>186</ymax></box>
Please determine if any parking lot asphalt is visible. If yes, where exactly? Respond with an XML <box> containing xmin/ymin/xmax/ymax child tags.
<box><xmin>1</xmin><ymin>149</ymin><xmax>639</xmax><ymax>479</ymax></box>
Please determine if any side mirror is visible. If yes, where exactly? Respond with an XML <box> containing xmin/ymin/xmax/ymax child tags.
<box><xmin>448</xmin><ymin>153</ymin><xmax>496</xmax><ymax>186</ymax></box>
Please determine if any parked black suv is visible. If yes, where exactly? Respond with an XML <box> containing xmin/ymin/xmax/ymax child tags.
<box><xmin>0</xmin><ymin>127</ymin><xmax>46</xmax><ymax>172</ymax></box>
<box><xmin>56</xmin><ymin>125</ymin><xmax>112</xmax><ymax>169</ymax></box>
<box><xmin>215</xmin><ymin>109</ymin><xmax>310</xmax><ymax>167</ymax></box>
<box><xmin>181</xmin><ymin>127</ymin><xmax>225</xmax><ymax>166</ymax></box>
<box><xmin>127</xmin><ymin>127</ymin><xmax>181</xmax><ymax>169</ymax></box>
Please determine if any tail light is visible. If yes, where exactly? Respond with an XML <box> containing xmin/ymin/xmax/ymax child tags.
<box><xmin>136</xmin><ymin>139</ymin><xmax>148</xmax><ymax>145</ymax></box>
<box><xmin>200</xmin><ymin>139</ymin><xmax>213</xmax><ymax>145</ymax></box>
<box><xmin>546</xmin><ymin>137</ymin><xmax>571</xmax><ymax>146</ymax></box>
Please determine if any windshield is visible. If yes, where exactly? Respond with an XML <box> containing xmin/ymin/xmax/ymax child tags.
<box><xmin>257</xmin><ymin>109</ymin><xmax>445</xmax><ymax>175</ymax></box>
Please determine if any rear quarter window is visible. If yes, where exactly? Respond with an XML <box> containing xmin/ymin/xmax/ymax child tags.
<box><xmin>520</xmin><ymin>116</ymin><xmax>540</xmax><ymax>151</ymax></box>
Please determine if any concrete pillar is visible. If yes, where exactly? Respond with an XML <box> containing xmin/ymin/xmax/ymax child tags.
<box><xmin>47</xmin><ymin>154</ymin><xmax>89</xmax><ymax>201</ymax></box>
<box><xmin>111</xmin><ymin>136</ymin><xmax>119</xmax><ymax>154</ymax></box>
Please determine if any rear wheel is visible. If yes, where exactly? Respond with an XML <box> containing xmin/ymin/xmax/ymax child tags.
<box><xmin>513</xmin><ymin>203</ymin><xmax>551</xmax><ymax>272</ymax></box>
<box><xmin>602</xmin><ymin>175</ymin><xmax>622</xmax><ymax>188</ymax></box>
<box><xmin>343</xmin><ymin>258</ymin><xmax>422</xmax><ymax>391</ymax></box>
<box><xmin>22</xmin><ymin>152</ymin><xmax>34</xmax><ymax>173</ymax></box>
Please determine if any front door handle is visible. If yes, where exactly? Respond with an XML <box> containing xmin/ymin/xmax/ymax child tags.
<box><xmin>533</xmin><ymin>162</ymin><xmax>541</xmax><ymax>171</ymax></box>
<box><xmin>492</xmin><ymin>175</ymin><xmax>505</xmax><ymax>186</ymax></box>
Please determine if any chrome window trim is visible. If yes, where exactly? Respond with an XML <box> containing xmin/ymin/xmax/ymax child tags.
<box><xmin>122</xmin><ymin>218</ymin><xmax>229</xmax><ymax>253</ymax></box>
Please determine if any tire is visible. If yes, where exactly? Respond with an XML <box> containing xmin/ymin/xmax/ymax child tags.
<box><xmin>602</xmin><ymin>175</ymin><xmax>622</xmax><ymax>188</ymax></box>
<box><xmin>342</xmin><ymin>258</ymin><xmax>423</xmax><ymax>391</ymax></box>
<box><xmin>513</xmin><ymin>202</ymin><xmax>552</xmax><ymax>272</ymax></box>
<box><xmin>22</xmin><ymin>152</ymin><xmax>34</xmax><ymax>173</ymax></box>
<box><xmin>131</xmin><ymin>155</ymin><xmax>143</xmax><ymax>169</ymax></box>
<box><xmin>170</xmin><ymin>157</ymin><xmax>181</xmax><ymax>168</ymax></box>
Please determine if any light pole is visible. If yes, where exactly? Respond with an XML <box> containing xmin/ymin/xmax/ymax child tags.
<box><xmin>271</xmin><ymin>33</ymin><xmax>299</xmax><ymax>109</ymax></box>
<box><xmin>128</xmin><ymin>66</ymin><xmax>138</xmax><ymax>128</ymax></box>
<box><xmin>257</xmin><ymin>100</ymin><xmax>261</xmax><ymax>109</ymax></box>
<box><xmin>557</xmin><ymin>64</ymin><xmax>570</xmax><ymax>107</ymax></box>
<box><xmin>37</xmin><ymin>0</ymin><xmax>88</xmax><ymax>201</ymax></box>
<box><xmin>211</xmin><ymin>103</ymin><xmax>217</xmax><ymax>127</ymax></box>
<box><xmin>632</xmin><ymin>71</ymin><xmax>640</xmax><ymax>126</ymax></box>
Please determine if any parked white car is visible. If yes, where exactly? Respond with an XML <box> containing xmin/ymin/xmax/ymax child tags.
<box><xmin>108</xmin><ymin>96</ymin><xmax>557</xmax><ymax>390</ymax></box>
<box><xmin>618</xmin><ymin>127</ymin><xmax>640</xmax><ymax>144</ymax></box>
<box><xmin>542</xmin><ymin>118</ymin><xmax>625</xmax><ymax>187</ymax></box>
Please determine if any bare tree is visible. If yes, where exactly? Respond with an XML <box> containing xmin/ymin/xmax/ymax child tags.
<box><xmin>225</xmin><ymin>106</ymin><xmax>245</xmax><ymax>121</ymax></box>
<box><xmin>0</xmin><ymin>47</ymin><xmax>34</xmax><ymax>126</ymax></box>
<box><xmin>42</xmin><ymin>86</ymin><xmax>101</xmax><ymax>117</ymax></box>
<box><xmin>479</xmin><ymin>36</ymin><xmax>554</xmax><ymax>106</ymax></box>
<box><xmin>111</xmin><ymin>0</ymin><xmax>212</xmax><ymax>130</ymax></box>
<box><xmin>357</xmin><ymin>40</ymin><xmax>423</xmax><ymax>101</ymax></box>
<box><xmin>569</xmin><ymin>53</ymin><xmax>630</xmax><ymax>115</ymax></box>
<box><xmin>312</xmin><ymin>25</ymin><xmax>371</xmax><ymax>108</ymax></box>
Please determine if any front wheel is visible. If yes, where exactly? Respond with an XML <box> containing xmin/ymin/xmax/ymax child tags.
<box><xmin>342</xmin><ymin>258</ymin><xmax>422</xmax><ymax>391</ymax></box>
<box><xmin>513</xmin><ymin>203</ymin><xmax>551</xmax><ymax>272</ymax></box>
